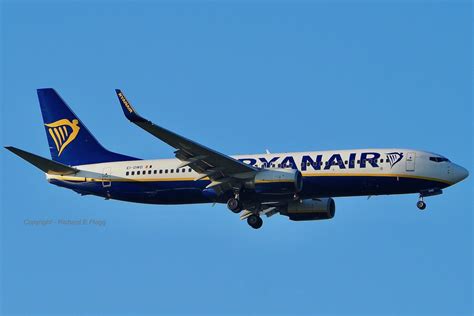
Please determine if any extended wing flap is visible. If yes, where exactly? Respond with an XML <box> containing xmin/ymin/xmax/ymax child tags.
<box><xmin>5</xmin><ymin>146</ymin><xmax>78</xmax><ymax>175</ymax></box>
<box><xmin>115</xmin><ymin>90</ymin><xmax>258</xmax><ymax>180</ymax></box>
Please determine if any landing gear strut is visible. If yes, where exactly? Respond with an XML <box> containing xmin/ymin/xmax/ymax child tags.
<box><xmin>227</xmin><ymin>197</ymin><xmax>241</xmax><ymax>213</ymax></box>
<box><xmin>416</xmin><ymin>189</ymin><xmax>442</xmax><ymax>210</ymax></box>
<box><xmin>417</xmin><ymin>196</ymin><xmax>427</xmax><ymax>210</ymax></box>
<box><xmin>247</xmin><ymin>214</ymin><xmax>263</xmax><ymax>229</ymax></box>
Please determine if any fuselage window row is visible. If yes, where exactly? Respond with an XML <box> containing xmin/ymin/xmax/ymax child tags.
<box><xmin>124</xmin><ymin>159</ymin><xmax>393</xmax><ymax>176</ymax></box>
<box><xmin>125</xmin><ymin>167</ymin><xmax>193</xmax><ymax>176</ymax></box>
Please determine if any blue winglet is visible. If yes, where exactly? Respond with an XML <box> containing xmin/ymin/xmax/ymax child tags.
<box><xmin>115</xmin><ymin>89</ymin><xmax>148</xmax><ymax>123</ymax></box>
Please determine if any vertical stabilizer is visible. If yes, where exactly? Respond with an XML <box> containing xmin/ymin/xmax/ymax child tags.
<box><xmin>37</xmin><ymin>88</ymin><xmax>139</xmax><ymax>165</ymax></box>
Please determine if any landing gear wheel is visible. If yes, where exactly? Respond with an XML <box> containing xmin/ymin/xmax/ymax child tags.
<box><xmin>227</xmin><ymin>197</ymin><xmax>241</xmax><ymax>213</ymax></box>
<box><xmin>417</xmin><ymin>200</ymin><xmax>426</xmax><ymax>210</ymax></box>
<box><xmin>247</xmin><ymin>214</ymin><xmax>263</xmax><ymax>229</ymax></box>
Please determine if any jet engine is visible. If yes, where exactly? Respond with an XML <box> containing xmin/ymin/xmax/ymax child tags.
<box><xmin>245</xmin><ymin>169</ymin><xmax>303</xmax><ymax>195</ymax></box>
<box><xmin>282</xmin><ymin>198</ymin><xmax>336</xmax><ymax>221</ymax></box>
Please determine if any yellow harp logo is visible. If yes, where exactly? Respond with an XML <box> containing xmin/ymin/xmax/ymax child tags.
<box><xmin>45</xmin><ymin>119</ymin><xmax>80</xmax><ymax>156</ymax></box>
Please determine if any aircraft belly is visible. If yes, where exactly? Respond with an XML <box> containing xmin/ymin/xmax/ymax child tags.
<box><xmin>301</xmin><ymin>175</ymin><xmax>450</xmax><ymax>198</ymax></box>
<box><xmin>49</xmin><ymin>175</ymin><xmax>450</xmax><ymax>205</ymax></box>
<box><xmin>49</xmin><ymin>179</ymin><xmax>211</xmax><ymax>204</ymax></box>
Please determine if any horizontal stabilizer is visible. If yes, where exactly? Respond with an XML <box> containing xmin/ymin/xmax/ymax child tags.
<box><xmin>5</xmin><ymin>146</ymin><xmax>78</xmax><ymax>175</ymax></box>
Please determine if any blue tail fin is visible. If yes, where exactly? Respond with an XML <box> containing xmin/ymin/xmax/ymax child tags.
<box><xmin>38</xmin><ymin>88</ymin><xmax>139</xmax><ymax>166</ymax></box>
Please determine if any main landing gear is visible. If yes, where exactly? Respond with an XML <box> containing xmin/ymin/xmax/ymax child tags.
<box><xmin>247</xmin><ymin>214</ymin><xmax>263</xmax><ymax>229</ymax></box>
<box><xmin>227</xmin><ymin>194</ymin><xmax>264</xmax><ymax>229</ymax></box>
<box><xmin>227</xmin><ymin>197</ymin><xmax>241</xmax><ymax>213</ymax></box>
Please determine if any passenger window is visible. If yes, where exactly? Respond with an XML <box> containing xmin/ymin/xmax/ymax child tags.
<box><xmin>159</xmin><ymin>170</ymin><xmax>163</xmax><ymax>174</ymax></box>
<box><xmin>154</xmin><ymin>170</ymin><xmax>157</xmax><ymax>174</ymax></box>
<box><xmin>131</xmin><ymin>171</ymin><xmax>135</xmax><ymax>176</ymax></box>
<box><xmin>171</xmin><ymin>169</ymin><xmax>174</xmax><ymax>173</ymax></box>
<box><xmin>126</xmin><ymin>171</ymin><xmax>129</xmax><ymax>176</ymax></box>
<box><xmin>137</xmin><ymin>171</ymin><xmax>141</xmax><ymax>175</ymax></box>
<box><xmin>148</xmin><ymin>170</ymin><xmax>152</xmax><ymax>175</ymax></box>
<box><xmin>182</xmin><ymin>169</ymin><xmax>186</xmax><ymax>173</ymax></box>
<box><xmin>165</xmin><ymin>170</ymin><xmax>168</xmax><ymax>174</ymax></box>
<box><xmin>176</xmin><ymin>169</ymin><xmax>180</xmax><ymax>173</ymax></box>
<box><xmin>189</xmin><ymin>168</ymin><xmax>192</xmax><ymax>172</ymax></box>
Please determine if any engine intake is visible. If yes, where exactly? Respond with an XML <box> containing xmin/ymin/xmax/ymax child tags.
<box><xmin>283</xmin><ymin>198</ymin><xmax>336</xmax><ymax>221</ymax></box>
<box><xmin>247</xmin><ymin>169</ymin><xmax>303</xmax><ymax>195</ymax></box>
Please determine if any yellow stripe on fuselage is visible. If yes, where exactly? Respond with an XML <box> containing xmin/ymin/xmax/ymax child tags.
<box><xmin>48</xmin><ymin>175</ymin><xmax>197</xmax><ymax>182</ymax></box>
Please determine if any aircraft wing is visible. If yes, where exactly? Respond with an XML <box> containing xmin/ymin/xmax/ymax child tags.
<box><xmin>115</xmin><ymin>90</ymin><xmax>258</xmax><ymax>192</ymax></box>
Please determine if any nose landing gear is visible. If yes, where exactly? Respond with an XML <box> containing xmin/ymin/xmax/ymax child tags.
<box><xmin>416</xmin><ymin>198</ymin><xmax>427</xmax><ymax>210</ymax></box>
<box><xmin>416</xmin><ymin>188</ymin><xmax>443</xmax><ymax>211</ymax></box>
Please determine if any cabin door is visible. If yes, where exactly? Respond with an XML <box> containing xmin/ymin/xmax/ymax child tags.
<box><xmin>405</xmin><ymin>152</ymin><xmax>416</xmax><ymax>172</ymax></box>
<box><xmin>102</xmin><ymin>167</ymin><xmax>112</xmax><ymax>188</ymax></box>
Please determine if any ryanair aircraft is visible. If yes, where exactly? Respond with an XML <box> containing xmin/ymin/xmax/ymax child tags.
<box><xmin>6</xmin><ymin>89</ymin><xmax>469</xmax><ymax>229</ymax></box>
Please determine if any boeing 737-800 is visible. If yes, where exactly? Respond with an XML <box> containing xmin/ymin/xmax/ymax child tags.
<box><xmin>5</xmin><ymin>89</ymin><xmax>469</xmax><ymax>229</ymax></box>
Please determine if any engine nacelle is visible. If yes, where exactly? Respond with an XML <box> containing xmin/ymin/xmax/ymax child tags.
<box><xmin>246</xmin><ymin>169</ymin><xmax>303</xmax><ymax>195</ymax></box>
<box><xmin>283</xmin><ymin>198</ymin><xmax>336</xmax><ymax>221</ymax></box>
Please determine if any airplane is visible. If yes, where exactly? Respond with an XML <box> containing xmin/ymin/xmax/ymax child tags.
<box><xmin>5</xmin><ymin>88</ymin><xmax>469</xmax><ymax>229</ymax></box>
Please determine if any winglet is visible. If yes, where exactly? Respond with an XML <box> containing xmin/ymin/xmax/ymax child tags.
<box><xmin>5</xmin><ymin>146</ymin><xmax>78</xmax><ymax>175</ymax></box>
<box><xmin>115</xmin><ymin>89</ymin><xmax>148</xmax><ymax>123</ymax></box>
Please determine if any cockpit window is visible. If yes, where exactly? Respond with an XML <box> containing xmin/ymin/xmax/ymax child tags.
<box><xmin>429</xmin><ymin>157</ymin><xmax>450</xmax><ymax>163</ymax></box>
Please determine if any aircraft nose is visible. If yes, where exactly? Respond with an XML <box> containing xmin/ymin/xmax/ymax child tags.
<box><xmin>453</xmin><ymin>164</ymin><xmax>469</xmax><ymax>183</ymax></box>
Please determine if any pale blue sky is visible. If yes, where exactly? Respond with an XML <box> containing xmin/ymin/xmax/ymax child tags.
<box><xmin>1</xmin><ymin>1</ymin><xmax>472</xmax><ymax>315</ymax></box>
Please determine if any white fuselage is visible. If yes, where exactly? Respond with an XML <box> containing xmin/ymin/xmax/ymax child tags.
<box><xmin>46</xmin><ymin>149</ymin><xmax>468</xmax><ymax>199</ymax></box>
